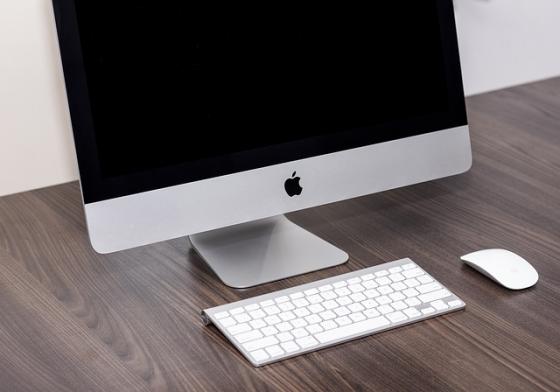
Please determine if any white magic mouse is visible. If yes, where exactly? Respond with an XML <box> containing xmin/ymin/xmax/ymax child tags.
<box><xmin>460</xmin><ymin>249</ymin><xmax>538</xmax><ymax>290</ymax></box>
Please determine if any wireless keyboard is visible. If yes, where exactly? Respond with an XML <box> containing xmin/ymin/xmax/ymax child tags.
<box><xmin>202</xmin><ymin>258</ymin><xmax>465</xmax><ymax>367</ymax></box>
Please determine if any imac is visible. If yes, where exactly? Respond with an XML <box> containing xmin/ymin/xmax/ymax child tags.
<box><xmin>52</xmin><ymin>1</ymin><xmax>471</xmax><ymax>288</ymax></box>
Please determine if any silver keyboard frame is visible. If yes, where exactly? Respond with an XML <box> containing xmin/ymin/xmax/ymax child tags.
<box><xmin>202</xmin><ymin>258</ymin><xmax>465</xmax><ymax>367</ymax></box>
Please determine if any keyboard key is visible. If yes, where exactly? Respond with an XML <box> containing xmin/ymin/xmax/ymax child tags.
<box><xmin>319</xmin><ymin>284</ymin><xmax>333</xmax><ymax>292</ymax></box>
<box><xmin>264</xmin><ymin>315</ymin><xmax>281</xmax><ymax>325</ymax></box>
<box><xmin>448</xmin><ymin>300</ymin><xmax>463</xmax><ymax>308</ymax></box>
<box><xmin>378</xmin><ymin>305</ymin><xmax>393</xmax><ymax>314</ymax></box>
<box><xmin>404</xmin><ymin>278</ymin><xmax>420</xmax><ymax>288</ymax></box>
<box><xmin>378</xmin><ymin>286</ymin><xmax>393</xmax><ymax>295</ymax></box>
<box><xmin>306</xmin><ymin>324</ymin><xmax>323</xmax><ymax>334</ymax></box>
<box><xmin>403</xmin><ymin>268</ymin><xmax>423</xmax><ymax>279</ymax></box>
<box><xmin>362</xmin><ymin>280</ymin><xmax>378</xmax><ymax>289</ymax></box>
<box><xmin>349</xmin><ymin>312</ymin><xmax>366</xmax><ymax>322</ymax></box>
<box><xmin>293</xmin><ymin>298</ymin><xmax>310</xmax><ymax>308</ymax></box>
<box><xmin>361</xmin><ymin>299</ymin><xmax>378</xmax><ymax>309</ymax></box>
<box><xmin>321</xmin><ymin>320</ymin><xmax>337</xmax><ymax>330</ymax></box>
<box><xmin>336</xmin><ymin>296</ymin><xmax>352</xmax><ymax>306</ymax></box>
<box><xmin>230</xmin><ymin>307</ymin><xmax>244</xmax><ymax>315</ymax></box>
<box><xmin>348</xmin><ymin>303</ymin><xmax>365</xmax><ymax>313</ymax></box>
<box><xmin>304</xmin><ymin>288</ymin><xmax>319</xmax><ymax>296</ymax></box>
<box><xmin>405</xmin><ymin>298</ymin><xmax>421</xmax><ymax>307</ymax></box>
<box><xmin>431</xmin><ymin>300</ymin><xmax>449</xmax><ymax>311</ymax></box>
<box><xmin>417</xmin><ymin>282</ymin><xmax>442</xmax><ymax>294</ymax></box>
<box><xmin>243</xmin><ymin>336</ymin><xmax>278</xmax><ymax>352</ymax></box>
<box><xmin>376</xmin><ymin>295</ymin><xmax>391</xmax><ymax>305</ymax></box>
<box><xmin>321</xmin><ymin>291</ymin><xmax>337</xmax><ymax>300</ymax></box>
<box><xmin>280</xmin><ymin>342</ymin><xmax>299</xmax><ymax>353</ymax></box>
<box><xmin>389</xmin><ymin>273</ymin><xmax>405</xmax><ymax>282</ymax></box>
<box><xmin>322</xmin><ymin>300</ymin><xmax>338</xmax><ymax>310</ymax></box>
<box><xmin>319</xmin><ymin>310</ymin><xmax>337</xmax><ymax>320</ymax></box>
<box><xmin>316</xmin><ymin>316</ymin><xmax>390</xmax><ymax>344</ymax></box>
<box><xmin>347</xmin><ymin>277</ymin><xmax>361</xmax><ymax>285</ymax></box>
<box><xmin>250</xmin><ymin>319</ymin><xmax>266</xmax><ymax>329</ymax></box>
<box><xmin>375</xmin><ymin>270</ymin><xmax>389</xmax><ymax>277</ymax></box>
<box><xmin>389</xmin><ymin>266</ymin><xmax>402</xmax><ymax>273</ymax></box>
<box><xmin>265</xmin><ymin>345</ymin><xmax>284</xmax><ymax>358</ymax></box>
<box><xmin>263</xmin><ymin>305</ymin><xmax>281</xmax><ymax>315</ymax></box>
<box><xmin>261</xmin><ymin>326</ymin><xmax>278</xmax><ymax>336</ymax></box>
<box><xmin>292</xmin><ymin>328</ymin><xmax>308</xmax><ymax>338</ymax></box>
<box><xmin>348</xmin><ymin>284</ymin><xmax>365</xmax><ymax>293</ymax></box>
<box><xmin>418</xmin><ymin>275</ymin><xmax>434</xmax><ymax>284</ymax></box>
<box><xmin>364</xmin><ymin>308</ymin><xmax>380</xmax><ymax>318</ymax></box>
<box><xmin>391</xmin><ymin>301</ymin><xmax>408</xmax><ymax>310</ymax></box>
<box><xmin>278</xmin><ymin>302</ymin><xmax>295</xmax><ymax>312</ymax></box>
<box><xmin>335</xmin><ymin>316</ymin><xmax>352</xmax><ymax>326</ymax></box>
<box><xmin>335</xmin><ymin>287</ymin><xmax>351</xmax><ymax>296</ymax></box>
<box><xmin>294</xmin><ymin>308</ymin><xmax>310</xmax><ymax>318</ymax></box>
<box><xmin>386</xmin><ymin>311</ymin><xmax>408</xmax><ymax>323</ymax></box>
<box><xmin>237</xmin><ymin>330</ymin><xmax>263</xmax><ymax>344</ymax></box>
<box><xmin>350</xmin><ymin>293</ymin><xmax>366</xmax><ymax>302</ymax></box>
<box><xmin>281</xmin><ymin>341</ymin><xmax>299</xmax><ymax>353</ymax></box>
<box><xmin>250</xmin><ymin>349</ymin><xmax>269</xmax><ymax>362</ymax></box>
<box><xmin>277</xmin><ymin>332</ymin><xmax>294</xmax><ymax>342</ymax></box>
<box><xmin>228</xmin><ymin>323</ymin><xmax>251</xmax><ymax>335</ymax></box>
<box><xmin>290</xmin><ymin>292</ymin><xmax>304</xmax><ymax>300</ymax></box>
<box><xmin>308</xmin><ymin>294</ymin><xmax>323</xmax><ymax>304</ymax></box>
<box><xmin>391</xmin><ymin>282</ymin><xmax>407</xmax><ymax>291</ymax></box>
<box><xmin>389</xmin><ymin>292</ymin><xmax>405</xmax><ymax>301</ymax></box>
<box><xmin>419</xmin><ymin>289</ymin><xmax>451</xmax><ymax>303</ymax></box>
<box><xmin>276</xmin><ymin>322</ymin><xmax>293</xmax><ymax>332</ymax></box>
<box><xmin>376</xmin><ymin>277</ymin><xmax>391</xmax><ymax>286</ymax></box>
<box><xmin>249</xmin><ymin>310</ymin><xmax>266</xmax><ymax>319</ymax></box>
<box><xmin>296</xmin><ymin>336</ymin><xmax>318</xmax><ymax>349</ymax></box>
<box><xmin>215</xmin><ymin>311</ymin><xmax>229</xmax><ymax>319</ymax></box>
<box><xmin>308</xmin><ymin>304</ymin><xmax>325</xmax><ymax>314</ymax></box>
<box><xmin>333</xmin><ymin>281</ymin><xmax>347</xmax><ymax>288</ymax></box>
<box><xmin>260</xmin><ymin>300</ymin><xmax>275</xmax><ymax>308</ymax></box>
<box><xmin>361</xmin><ymin>273</ymin><xmax>375</xmax><ymax>281</ymax></box>
<box><xmin>244</xmin><ymin>304</ymin><xmax>260</xmax><ymax>312</ymax></box>
<box><xmin>402</xmin><ymin>263</ymin><xmax>416</xmax><ymax>270</ymax></box>
<box><xmin>404</xmin><ymin>308</ymin><xmax>421</xmax><ymax>318</ymax></box>
<box><xmin>334</xmin><ymin>306</ymin><xmax>351</xmax><ymax>317</ymax></box>
<box><xmin>421</xmin><ymin>307</ymin><xmax>435</xmax><ymax>315</ymax></box>
<box><xmin>403</xmin><ymin>288</ymin><xmax>419</xmax><ymax>297</ymax></box>
<box><xmin>279</xmin><ymin>311</ymin><xmax>296</xmax><ymax>321</ymax></box>
<box><xmin>290</xmin><ymin>318</ymin><xmax>307</xmax><ymax>329</ymax></box>
<box><xmin>305</xmin><ymin>314</ymin><xmax>322</xmax><ymax>324</ymax></box>
<box><xmin>275</xmin><ymin>296</ymin><xmax>290</xmax><ymax>304</ymax></box>
<box><xmin>220</xmin><ymin>317</ymin><xmax>236</xmax><ymax>327</ymax></box>
<box><xmin>234</xmin><ymin>313</ymin><xmax>251</xmax><ymax>323</ymax></box>
<box><xmin>364</xmin><ymin>289</ymin><xmax>380</xmax><ymax>298</ymax></box>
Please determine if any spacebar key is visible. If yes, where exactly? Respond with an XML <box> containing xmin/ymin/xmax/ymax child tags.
<box><xmin>315</xmin><ymin>316</ymin><xmax>390</xmax><ymax>344</ymax></box>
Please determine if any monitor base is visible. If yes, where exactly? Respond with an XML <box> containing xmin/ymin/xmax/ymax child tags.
<box><xmin>189</xmin><ymin>215</ymin><xmax>349</xmax><ymax>289</ymax></box>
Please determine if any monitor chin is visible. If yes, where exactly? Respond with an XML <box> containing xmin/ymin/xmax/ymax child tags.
<box><xmin>84</xmin><ymin>125</ymin><xmax>471</xmax><ymax>255</ymax></box>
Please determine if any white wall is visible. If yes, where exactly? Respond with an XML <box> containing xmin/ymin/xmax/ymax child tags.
<box><xmin>455</xmin><ymin>0</ymin><xmax>560</xmax><ymax>95</ymax></box>
<box><xmin>0</xmin><ymin>0</ymin><xmax>78</xmax><ymax>197</ymax></box>
<box><xmin>1</xmin><ymin>0</ymin><xmax>560</xmax><ymax>197</ymax></box>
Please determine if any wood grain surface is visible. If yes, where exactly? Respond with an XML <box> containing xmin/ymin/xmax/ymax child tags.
<box><xmin>1</xmin><ymin>78</ymin><xmax>560</xmax><ymax>391</ymax></box>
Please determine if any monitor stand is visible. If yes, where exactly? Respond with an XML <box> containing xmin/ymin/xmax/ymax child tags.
<box><xmin>189</xmin><ymin>215</ymin><xmax>349</xmax><ymax>288</ymax></box>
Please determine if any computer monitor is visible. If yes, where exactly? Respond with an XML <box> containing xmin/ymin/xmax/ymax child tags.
<box><xmin>52</xmin><ymin>1</ymin><xmax>471</xmax><ymax>288</ymax></box>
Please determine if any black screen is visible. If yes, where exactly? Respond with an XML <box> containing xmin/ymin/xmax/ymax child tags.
<box><xmin>55</xmin><ymin>1</ymin><xmax>467</xmax><ymax>203</ymax></box>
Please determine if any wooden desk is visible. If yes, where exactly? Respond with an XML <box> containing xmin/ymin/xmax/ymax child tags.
<box><xmin>1</xmin><ymin>78</ymin><xmax>560</xmax><ymax>392</ymax></box>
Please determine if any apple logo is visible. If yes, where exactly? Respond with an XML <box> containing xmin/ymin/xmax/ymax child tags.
<box><xmin>284</xmin><ymin>171</ymin><xmax>303</xmax><ymax>197</ymax></box>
